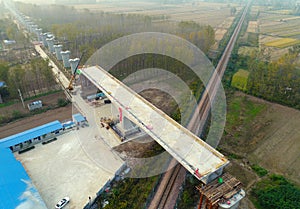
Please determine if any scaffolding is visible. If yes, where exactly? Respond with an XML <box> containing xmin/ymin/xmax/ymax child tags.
<box><xmin>196</xmin><ymin>173</ymin><xmax>243</xmax><ymax>209</ymax></box>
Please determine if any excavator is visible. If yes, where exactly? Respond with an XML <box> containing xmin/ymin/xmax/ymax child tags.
<box><xmin>67</xmin><ymin>51</ymin><xmax>85</xmax><ymax>91</ymax></box>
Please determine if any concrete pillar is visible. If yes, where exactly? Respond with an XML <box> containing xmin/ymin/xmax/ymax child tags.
<box><xmin>61</xmin><ymin>51</ymin><xmax>71</xmax><ymax>68</ymax></box>
<box><xmin>46</xmin><ymin>37</ymin><xmax>55</xmax><ymax>53</ymax></box>
<box><xmin>69</xmin><ymin>58</ymin><xmax>80</xmax><ymax>74</ymax></box>
<box><xmin>116</xmin><ymin>108</ymin><xmax>140</xmax><ymax>137</ymax></box>
<box><xmin>27</xmin><ymin>22</ymin><xmax>34</xmax><ymax>32</ymax></box>
<box><xmin>41</xmin><ymin>33</ymin><xmax>48</xmax><ymax>46</ymax></box>
<box><xmin>36</xmin><ymin>28</ymin><xmax>42</xmax><ymax>42</ymax></box>
<box><xmin>54</xmin><ymin>45</ymin><xmax>63</xmax><ymax>60</ymax></box>
<box><xmin>31</xmin><ymin>24</ymin><xmax>38</xmax><ymax>33</ymax></box>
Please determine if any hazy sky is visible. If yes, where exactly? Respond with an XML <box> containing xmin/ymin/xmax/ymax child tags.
<box><xmin>14</xmin><ymin>0</ymin><xmax>55</xmax><ymax>4</ymax></box>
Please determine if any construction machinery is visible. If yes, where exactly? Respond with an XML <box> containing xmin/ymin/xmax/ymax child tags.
<box><xmin>67</xmin><ymin>51</ymin><xmax>85</xmax><ymax>91</ymax></box>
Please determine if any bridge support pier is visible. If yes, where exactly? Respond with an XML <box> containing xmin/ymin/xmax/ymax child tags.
<box><xmin>116</xmin><ymin>112</ymin><xmax>141</xmax><ymax>139</ymax></box>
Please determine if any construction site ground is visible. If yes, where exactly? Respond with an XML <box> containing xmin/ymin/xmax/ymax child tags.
<box><xmin>1</xmin><ymin>88</ymin><xmax>299</xmax><ymax>209</ymax></box>
<box><xmin>15</xmin><ymin>130</ymin><xmax>124</xmax><ymax>209</ymax></box>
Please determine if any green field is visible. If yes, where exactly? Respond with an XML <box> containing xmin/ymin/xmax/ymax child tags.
<box><xmin>231</xmin><ymin>69</ymin><xmax>250</xmax><ymax>91</ymax></box>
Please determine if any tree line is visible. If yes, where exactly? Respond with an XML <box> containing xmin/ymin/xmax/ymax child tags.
<box><xmin>246</xmin><ymin>46</ymin><xmax>300</xmax><ymax>109</ymax></box>
<box><xmin>16</xmin><ymin>3</ymin><xmax>216</xmax><ymax>60</ymax></box>
<box><xmin>0</xmin><ymin>58</ymin><xmax>58</xmax><ymax>102</ymax></box>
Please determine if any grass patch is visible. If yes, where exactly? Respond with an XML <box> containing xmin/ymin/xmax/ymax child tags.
<box><xmin>228</xmin><ymin>152</ymin><xmax>243</xmax><ymax>160</ymax></box>
<box><xmin>248</xmin><ymin>32</ymin><xmax>259</xmax><ymax>46</ymax></box>
<box><xmin>231</xmin><ymin>69</ymin><xmax>249</xmax><ymax>91</ymax></box>
<box><xmin>95</xmin><ymin>176</ymin><xmax>160</xmax><ymax>209</ymax></box>
<box><xmin>225</xmin><ymin>95</ymin><xmax>266</xmax><ymax>142</ymax></box>
<box><xmin>251</xmin><ymin>174</ymin><xmax>300</xmax><ymax>209</ymax></box>
<box><xmin>238</xmin><ymin>46</ymin><xmax>258</xmax><ymax>56</ymax></box>
<box><xmin>176</xmin><ymin>175</ymin><xmax>200</xmax><ymax>209</ymax></box>
<box><xmin>226</xmin><ymin>94</ymin><xmax>266</xmax><ymax>126</ymax></box>
<box><xmin>24</xmin><ymin>89</ymin><xmax>62</xmax><ymax>101</ymax></box>
<box><xmin>251</xmin><ymin>164</ymin><xmax>268</xmax><ymax>177</ymax></box>
<box><xmin>264</xmin><ymin>38</ymin><xmax>300</xmax><ymax>48</ymax></box>
<box><xmin>0</xmin><ymin>100</ymin><xmax>17</xmax><ymax>108</ymax></box>
<box><xmin>0</xmin><ymin>90</ymin><xmax>62</xmax><ymax>108</ymax></box>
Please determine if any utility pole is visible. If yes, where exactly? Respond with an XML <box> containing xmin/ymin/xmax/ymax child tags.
<box><xmin>18</xmin><ymin>88</ymin><xmax>25</xmax><ymax>108</ymax></box>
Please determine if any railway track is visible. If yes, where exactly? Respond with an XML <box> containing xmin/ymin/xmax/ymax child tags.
<box><xmin>156</xmin><ymin>164</ymin><xmax>182</xmax><ymax>209</ymax></box>
<box><xmin>147</xmin><ymin>2</ymin><xmax>251</xmax><ymax>209</ymax></box>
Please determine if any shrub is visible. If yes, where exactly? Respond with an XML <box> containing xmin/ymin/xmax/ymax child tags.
<box><xmin>57</xmin><ymin>98</ymin><xmax>69</xmax><ymax>107</ymax></box>
<box><xmin>251</xmin><ymin>164</ymin><xmax>268</xmax><ymax>177</ymax></box>
<box><xmin>251</xmin><ymin>174</ymin><xmax>300</xmax><ymax>209</ymax></box>
<box><xmin>12</xmin><ymin>110</ymin><xmax>24</xmax><ymax>120</ymax></box>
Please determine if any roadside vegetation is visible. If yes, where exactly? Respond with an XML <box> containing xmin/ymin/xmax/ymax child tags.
<box><xmin>176</xmin><ymin>175</ymin><xmax>200</xmax><ymax>209</ymax></box>
<box><xmin>95</xmin><ymin>176</ymin><xmax>160</xmax><ymax>209</ymax></box>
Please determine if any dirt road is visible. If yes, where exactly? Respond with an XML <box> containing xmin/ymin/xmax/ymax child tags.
<box><xmin>0</xmin><ymin>91</ymin><xmax>74</xmax><ymax>139</ymax></box>
<box><xmin>0</xmin><ymin>105</ymin><xmax>72</xmax><ymax>139</ymax></box>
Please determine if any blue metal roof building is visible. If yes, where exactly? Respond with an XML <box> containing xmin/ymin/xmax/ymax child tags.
<box><xmin>0</xmin><ymin>147</ymin><xmax>47</xmax><ymax>209</ymax></box>
<box><xmin>73</xmin><ymin>113</ymin><xmax>86</xmax><ymax>123</ymax></box>
<box><xmin>0</xmin><ymin>120</ymin><xmax>64</xmax><ymax>209</ymax></box>
<box><xmin>0</xmin><ymin>120</ymin><xmax>63</xmax><ymax>148</ymax></box>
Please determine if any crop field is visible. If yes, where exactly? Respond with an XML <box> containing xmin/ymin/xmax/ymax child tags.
<box><xmin>253</xmin><ymin>9</ymin><xmax>300</xmax><ymax>59</ymax></box>
<box><xmin>73</xmin><ymin>1</ymin><xmax>241</xmax><ymax>28</ymax></box>
<box><xmin>259</xmin><ymin>11</ymin><xmax>300</xmax><ymax>39</ymax></box>
<box><xmin>238</xmin><ymin>46</ymin><xmax>258</xmax><ymax>56</ymax></box>
<box><xmin>264</xmin><ymin>38</ymin><xmax>300</xmax><ymax>48</ymax></box>
<box><xmin>247</xmin><ymin>21</ymin><xmax>258</xmax><ymax>33</ymax></box>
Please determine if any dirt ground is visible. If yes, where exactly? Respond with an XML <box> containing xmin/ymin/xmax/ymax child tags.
<box><xmin>220</xmin><ymin>92</ymin><xmax>300</xmax><ymax>186</ymax></box>
<box><xmin>0</xmin><ymin>91</ymin><xmax>73</xmax><ymax>138</ymax></box>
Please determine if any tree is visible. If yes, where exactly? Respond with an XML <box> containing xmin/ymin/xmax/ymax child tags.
<box><xmin>231</xmin><ymin>7</ymin><xmax>237</xmax><ymax>16</ymax></box>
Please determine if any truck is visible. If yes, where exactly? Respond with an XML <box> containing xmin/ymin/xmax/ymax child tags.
<box><xmin>87</xmin><ymin>92</ymin><xmax>106</xmax><ymax>102</ymax></box>
<box><xmin>27</xmin><ymin>100</ymin><xmax>42</xmax><ymax>111</ymax></box>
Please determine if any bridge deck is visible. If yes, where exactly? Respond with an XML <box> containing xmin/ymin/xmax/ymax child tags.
<box><xmin>81</xmin><ymin>66</ymin><xmax>229</xmax><ymax>181</ymax></box>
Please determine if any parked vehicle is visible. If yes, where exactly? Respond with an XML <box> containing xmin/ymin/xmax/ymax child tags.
<box><xmin>55</xmin><ymin>197</ymin><xmax>70</xmax><ymax>209</ymax></box>
<box><xmin>27</xmin><ymin>100</ymin><xmax>42</xmax><ymax>111</ymax></box>
<box><xmin>104</xmin><ymin>99</ymin><xmax>111</xmax><ymax>104</ymax></box>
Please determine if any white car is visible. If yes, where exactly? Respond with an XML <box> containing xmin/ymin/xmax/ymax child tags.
<box><xmin>55</xmin><ymin>197</ymin><xmax>70</xmax><ymax>209</ymax></box>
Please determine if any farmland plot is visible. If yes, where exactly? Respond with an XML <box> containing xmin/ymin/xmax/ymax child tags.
<box><xmin>255</xmin><ymin>9</ymin><xmax>300</xmax><ymax>59</ymax></box>
<box><xmin>73</xmin><ymin>1</ymin><xmax>241</xmax><ymax>51</ymax></box>
<box><xmin>74</xmin><ymin>1</ymin><xmax>241</xmax><ymax>28</ymax></box>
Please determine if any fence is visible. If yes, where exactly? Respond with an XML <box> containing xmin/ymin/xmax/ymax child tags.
<box><xmin>83</xmin><ymin>163</ymin><xmax>128</xmax><ymax>209</ymax></box>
